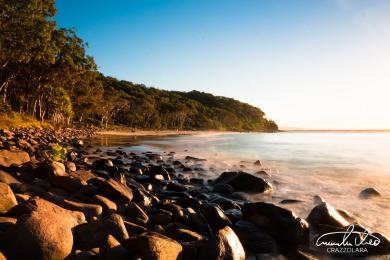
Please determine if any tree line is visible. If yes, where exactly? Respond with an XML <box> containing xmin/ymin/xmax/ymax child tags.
<box><xmin>0</xmin><ymin>0</ymin><xmax>278</xmax><ymax>131</ymax></box>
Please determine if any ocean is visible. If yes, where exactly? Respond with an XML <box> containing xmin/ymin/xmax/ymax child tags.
<box><xmin>90</xmin><ymin>132</ymin><xmax>390</xmax><ymax>237</ymax></box>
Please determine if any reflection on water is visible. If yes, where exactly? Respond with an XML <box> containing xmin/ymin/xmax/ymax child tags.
<box><xmin>89</xmin><ymin>132</ymin><xmax>390</xmax><ymax>236</ymax></box>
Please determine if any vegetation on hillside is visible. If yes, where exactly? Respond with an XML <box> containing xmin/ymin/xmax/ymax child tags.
<box><xmin>0</xmin><ymin>0</ymin><xmax>278</xmax><ymax>131</ymax></box>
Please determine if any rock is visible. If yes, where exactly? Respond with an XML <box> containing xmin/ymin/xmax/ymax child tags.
<box><xmin>254</xmin><ymin>160</ymin><xmax>262</xmax><ymax>166</ymax></box>
<box><xmin>124</xmin><ymin>232</ymin><xmax>182</xmax><ymax>260</ymax></box>
<box><xmin>213</xmin><ymin>183</ymin><xmax>235</xmax><ymax>194</ymax></box>
<box><xmin>0</xmin><ymin>217</ymin><xmax>17</xmax><ymax>232</ymax></box>
<box><xmin>359</xmin><ymin>187</ymin><xmax>381</xmax><ymax>199</ymax></box>
<box><xmin>99</xmin><ymin>235</ymin><xmax>130</xmax><ymax>260</ymax></box>
<box><xmin>213</xmin><ymin>171</ymin><xmax>272</xmax><ymax>193</ymax></box>
<box><xmin>51</xmin><ymin>161</ymin><xmax>67</xmax><ymax>176</ymax></box>
<box><xmin>148</xmin><ymin>209</ymin><xmax>173</xmax><ymax>226</ymax></box>
<box><xmin>66</xmin><ymin>161</ymin><xmax>77</xmax><ymax>172</ymax></box>
<box><xmin>280</xmin><ymin>199</ymin><xmax>303</xmax><ymax>204</ymax></box>
<box><xmin>0</xmin><ymin>150</ymin><xmax>30</xmax><ymax>167</ymax></box>
<box><xmin>200</xmin><ymin>203</ymin><xmax>232</xmax><ymax>231</ymax></box>
<box><xmin>243</xmin><ymin>202</ymin><xmax>309</xmax><ymax>246</ymax></box>
<box><xmin>167</xmin><ymin>228</ymin><xmax>204</xmax><ymax>243</ymax></box>
<box><xmin>235</xmin><ymin>220</ymin><xmax>278</xmax><ymax>254</ymax></box>
<box><xmin>47</xmin><ymin>175</ymin><xmax>87</xmax><ymax>193</ymax></box>
<box><xmin>185</xmin><ymin>208</ymin><xmax>212</xmax><ymax>237</ymax></box>
<box><xmin>90</xmin><ymin>194</ymin><xmax>117</xmax><ymax>214</ymax></box>
<box><xmin>91</xmin><ymin>159</ymin><xmax>117</xmax><ymax>174</ymax></box>
<box><xmin>0</xmin><ymin>197</ymin><xmax>85</xmax><ymax>260</ymax></box>
<box><xmin>123</xmin><ymin>202</ymin><xmax>149</xmax><ymax>226</ymax></box>
<box><xmin>0</xmin><ymin>170</ymin><xmax>21</xmax><ymax>185</ymax></box>
<box><xmin>307</xmin><ymin>202</ymin><xmax>349</xmax><ymax>232</ymax></box>
<box><xmin>24</xmin><ymin>187</ymin><xmax>102</xmax><ymax>221</ymax></box>
<box><xmin>199</xmin><ymin>226</ymin><xmax>245</xmax><ymax>260</ymax></box>
<box><xmin>0</xmin><ymin>182</ymin><xmax>18</xmax><ymax>213</ymax></box>
<box><xmin>88</xmin><ymin>177</ymin><xmax>133</xmax><ymax>204</ymax></box>
<box><xmin>225</xmin><ymin>208</ymin><xmax>242</xmax><ymax>223</ymax></box>
<box><xmin>14</xmin><ymin>193</ymin><xmax>30</xmax><ymax>203</ymax></box>
<box><xmin>123</xmin><ymin>221</ymin><xmax>148</xmax><ymax>236</ymax></box>
<box><xmin>74</xmin><ymin>213</ymin><xmax>129</xmax><ymax>250</ymax></box>
<box><xmin>185</xmin><ymin>156</ymin><xmax>206</xmax><ymax>162</ymax></box>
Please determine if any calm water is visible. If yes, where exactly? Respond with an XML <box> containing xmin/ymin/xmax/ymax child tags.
<box><xmin>91</xmin><ymin>132</ymin><xmax>390</xmax><ymax>236</ymax></box>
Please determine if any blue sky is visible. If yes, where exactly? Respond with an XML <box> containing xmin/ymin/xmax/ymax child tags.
<box><xmin>55</xmin><ymin>0</ymin><xmax>390</xmax><ymax>129</ymax></box>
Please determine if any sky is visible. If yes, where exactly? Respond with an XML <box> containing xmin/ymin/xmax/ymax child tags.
<box><xmin>55</xmin><ymin>0</ymin><xmax>390</xmax><ymax>130</ymax></box>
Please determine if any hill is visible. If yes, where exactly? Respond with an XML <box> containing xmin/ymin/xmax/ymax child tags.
<box><xmin>98</xmin><ymin>76</ymin><xmax>278</xmax><ymax>131</ymax></box>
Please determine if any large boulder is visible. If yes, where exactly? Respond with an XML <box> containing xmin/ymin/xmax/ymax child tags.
<box><xmin>0</xmin><ymin>197</ymin><xmax>85</xmax><ymax>260</ymax></box>
<box><xmin>0</xmin><ymin>150</ymin><xmax>30</xmax><ymax>167</ymax></box>
<box><xmin>213</xmin><ymin>171</ymin><xmax>272</xmax><ymax>193</ymax></box>
<box><xmin>242</xmin><ymin>202</ymin><xmax>309</xmax><ymax>246</ymax></box>
<box><xmin>0</xmin><ymin>182</ymin><xmax>18</xmax><ymax>213</ymax></box>
<box><xmin>74</xmin><ymin>213</ymin><xmax>129</xmax><ymax>250</ymax></box>
<box><xmin>200</xmin><ymin>203</ymin><xmax>232</xmax><ymax>231</ymax></box>
<box><xmin>234</xmin><ymin>220</ymin><xmax>278</xmax><ymax>254</ymax></box>
<box><xmin>307</xmin><ymin>202</ymin><xmax>349</xmax><ymax>232</ymax></box>
<box><xmin>88</xmin><ymin>177</ymin><xmax>133</xmax><ymax>203</ymax></box>
<box><xmin>124</xmin><ymin>232</ymin><xmax>182</xmax><ymax>260</ymax></box>
<box><xmin>199</xmin><ymin>226</ymin><xmax>245</xmax><ymax>260</ymax></box>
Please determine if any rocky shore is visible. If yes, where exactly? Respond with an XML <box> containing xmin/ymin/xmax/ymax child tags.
<box><xmin>0</xmin><ymin>128</ymin><xmax>389</xmax><ymax>260</ymax></box>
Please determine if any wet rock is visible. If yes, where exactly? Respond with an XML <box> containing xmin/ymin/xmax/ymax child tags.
<box><xmin>359</xmin><ymin>187</ymin><xmax>381</xmax><ymax>199</ymax></box>
<box><xmin>0</xmin><ymin>197</ymin><xmax>85</xmax><ymax>260</ymax></box>
<box><xmin>280</xmin><ymin>199</ymin><xmax>303</xmax><ymax>204</ymax></box>
<box><xmin>199</xmin><ymin>226</ymin><xmax>245</xmax><ymax>260</ymax></box>
<box><xmin>225</xmin><ymin>208</ymin><xmax>242</xmax><ymax>223</ymax></box>
<box><xmin>148</xmin><ymin>165</ymin><xmax>171</xmax><ymax>180</ymax></box>
<box><xmin>307</xmin><ymin>202</ymin><xmax>349</xmax><ymax>232</ymax></box>
<box><xmin>243</xmin><ymin>202</ymin><xmax>309</xmax><ymax>246</ymax></box>
<box><xmin>74</xmin><ymin>213</ymin><xmax>129</xmax><ymax>250</ymax></box>
<box><xmin>200</xmin><ymin>203</ymin><xmax>232</xmax><ymax>231</ymax></box>
<box><xmin>0</xmin><ymin>150</ymin><xmax>30</xmax><ymax>167</ymax></box>
<box><xmin>185</xmin><ymin>208</ymin><xmax>212</xmax><ymax>237</ymax></box>
<box><xmin>235</xmin><ymin>220</ymin><xmax>278</xmax><ymax>254</ymax></box>
<box><xmin>167</xmin><ymin>181</ymin><xmax>187</xmax><ymax>192</ymax></box>
<box><xmin>254</xmin><ymin>160</ymin><xmax>262</xmax><ymax>166</ymax></box>
<box><xmin>123</xmin><ymin>202</ymin><xmax>149</xmax><ymax>225</ymax></box>
<box><xmin>124</xmin><ymin>232</ymin><xmax>183</xmax><ymax>260</ymax></box>
<box><xmin>91</xmin><ymin>159</ymin><xmax>117</xmax><ymax>174</ymax></box>
<box><xmin>0</xmin><ymin>182</ymin><xmax>18</xmax><ymax>213</ymax></box>
<box><xmin>213</xmin><ymin>183</ymin><xmax>235</xmax><ymax>194</ymax></box>
<box><xmin>190</xmin><ymin>177</ymin><xmax>204</xmax><ymax>185</ymax></box>
<box><xmin>208</xmin><ymin>194</ymin><xmax>241</xmax><ymax>211</ymax></box>
<box><xmin>88</xmin><ymin>177</ymin><xmax>133</xmax><ymax>203</ymax></box>
<box><xmin>185</xmin><ymin>156</ymin><xmax>206</xmax><ymax>162</ymax></box>
<box><xmin>213</xmin><ymin>171</ymin><xmax>272</xmax><ymax>193</ymax></box>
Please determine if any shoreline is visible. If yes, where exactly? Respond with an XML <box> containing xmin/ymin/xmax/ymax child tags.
<box><xmin>95</xmin><ymin>129</ymin><xmax>244</xmax><ymax>137</ymax></box>
<box><xmin>0</xmin><ymin>128</ymin><xmax>389</xmax><ymax>259</ymax></box>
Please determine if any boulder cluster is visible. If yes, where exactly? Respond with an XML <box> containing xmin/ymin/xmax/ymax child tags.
<box><xmin>0</xmin><ymin>128</ymin><xmax>389</xmax><ymax>260</ymax></box>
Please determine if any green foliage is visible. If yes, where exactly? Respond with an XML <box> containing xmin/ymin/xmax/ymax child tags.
<box><xmin>48</xmin><ymin>143</ymin><xmax>67</xmax><ymax>162</ymax></box>
<box><xmin>96</xmin><ymin>76</ymin><xmax>278</xmax><ymax>131</ymax></box>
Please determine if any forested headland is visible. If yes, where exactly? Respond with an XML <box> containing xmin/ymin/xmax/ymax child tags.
<box><xmin>0</xmin><ymin>0</ymin><xmax>278</xmax><ymax>131</ymax></box>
